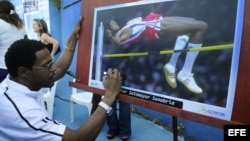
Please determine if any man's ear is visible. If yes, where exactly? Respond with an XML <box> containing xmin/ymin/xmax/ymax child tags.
<box><xmin>17</xmin><ymin>67</ymin><xmax>30</xmax><ymax>79</ymax></box>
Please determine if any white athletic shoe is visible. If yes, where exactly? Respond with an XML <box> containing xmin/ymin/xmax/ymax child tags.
<box><xmin>177</xmin><ymin>71</ymin><xmax>203</xmax><ymax>94</ymax></box>
<box><xmin>163</xmin><ymin>64</ymin><xmax>177</xmax><ymax>88</ymax></box>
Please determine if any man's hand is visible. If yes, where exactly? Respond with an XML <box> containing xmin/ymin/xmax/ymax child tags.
<box><xmin>73</xmin><ymin>16</ymin><xmax>84</xmax><ymax>39</ymax></box>
<box><xmin>102</xmin><ymin>68</ymin><xmax>122</xmax><ymax>105</ymax></box>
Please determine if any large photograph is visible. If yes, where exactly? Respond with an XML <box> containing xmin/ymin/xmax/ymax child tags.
<box><xmin>88</xmin><ymin>0</ymin><xmax>244</xmax><ymax>120</ymax></box>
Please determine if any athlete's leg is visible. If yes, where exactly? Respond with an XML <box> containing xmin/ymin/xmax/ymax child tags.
<box><xmin>181</xmin><ymin>43</ymin><xmax>201</xmax><ymax>74</ymax></box>
<box><xmin>177</xmin><ymin>23</ymin><xmax>207</xmax><ymax>94</ymax></box>
<box><xmin>160</xmin><ymin>17</ymin><xmax>207</xmax><ymax>37</ymax></box>
<box><xmin>160</xmin><ymin>17</ymin><xmax>207</xmax><ymax>93</ymax></box>
<box><xmin>164</xmin><ymin>35</ymin><xmax>189</xmax><ymax>88</ymax></box>
<box><xmin>177</xmin><ymin>43</ymin><xmax>203</xmax><ymax>94</ymax></box>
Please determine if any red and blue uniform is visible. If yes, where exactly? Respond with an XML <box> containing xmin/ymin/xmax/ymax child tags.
<box><xmin>120</xmin><ymin>13</ymin><xmax>162</xmax><ymax>45</ymax></box>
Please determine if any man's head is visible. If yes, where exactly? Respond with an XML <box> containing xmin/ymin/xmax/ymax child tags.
<box><xmin>5</xmin><ymin>39</ymin><xmax>55</xmax><ymax>90</ymax></box>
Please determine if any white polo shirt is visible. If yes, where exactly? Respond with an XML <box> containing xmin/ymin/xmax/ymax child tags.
<box><xmin>0</xmin><ymin>76</ymin><xmax>66</xmax><ymax>141</ymax></box>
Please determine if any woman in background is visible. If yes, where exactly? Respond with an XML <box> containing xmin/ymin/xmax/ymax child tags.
<box><xmin>0</xmin><ymin>0</ymin><xmax>26</xmax><ymax>82</ymax></box>
<box><xmin>33</xmin><ymin>18</ymin><xmax>59</xmax><ymax>59</ymax></box>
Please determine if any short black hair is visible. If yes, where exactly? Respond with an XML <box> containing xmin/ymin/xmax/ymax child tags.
<box><xmin>5</xmin><ymin>39</ymin><xmax>46</xmax><ymax>78</ymax></box>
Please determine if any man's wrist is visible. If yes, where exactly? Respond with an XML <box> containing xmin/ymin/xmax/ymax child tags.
<box><xmin>98</xmin><ymin>101</ymin><xmax>113</xmax><ymax>116</ymax></box>
<box><xmin>65</xmin><ymin>46</ymin><xmax>74</xmax><ymax>52</ymax></box>
<box><xmin>102</xmin><ymin>94</ymin><xmax>116</xmax><ymax>106</ymax></box>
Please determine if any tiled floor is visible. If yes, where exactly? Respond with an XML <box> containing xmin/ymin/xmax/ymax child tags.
<box><xmin>53</xmin><ymin>74</ymin><xmax>179</xmax><ymax>141</ymax></box>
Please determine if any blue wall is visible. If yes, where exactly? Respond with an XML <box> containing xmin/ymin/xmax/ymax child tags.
<box><xmin>60</xmin><ymin>0</ymin><xmax>81</xmax><ymax>76</ymax></box>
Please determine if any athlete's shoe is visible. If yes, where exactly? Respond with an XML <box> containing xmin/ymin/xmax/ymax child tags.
<box><xmin>177</xmin><ymin>71</ymin><xmax>203</xmax><ymax>94</ymax></box>
<box><xmin>163</xmin><ymin>64</ymin><xmax>177</xmax><ymax>88</ymax></box>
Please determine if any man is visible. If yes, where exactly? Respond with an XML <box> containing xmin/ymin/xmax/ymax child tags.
<box><xmin>107</xmin><ymin>13</ymin><xmax>208</xmax><ymax>94</ymax></box>
<box><xmin>0</xmin><ymin>17</ymin><xmax>123</xmax><ymax>141</ymax></box>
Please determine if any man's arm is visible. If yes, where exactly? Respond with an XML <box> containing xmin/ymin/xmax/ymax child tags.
<box><xmin>51</xmin><ymin>17</ymin><xmax>122</xmax><ymax>140</ymax></box>
<box><xmin>53</xmin><ymin>17</ymin><xmax>83</xmax><ymax>80</ymax></box>
<box><xmin>62</xmin><ymin>68</ymin><xmax>122</xmax><ymax>141</ymax></box>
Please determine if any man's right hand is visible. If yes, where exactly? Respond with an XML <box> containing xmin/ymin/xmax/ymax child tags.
<box><xmin>102</xmin><ymin>68</ymin><xmax>122</xmax><ymax>105</ymax></box>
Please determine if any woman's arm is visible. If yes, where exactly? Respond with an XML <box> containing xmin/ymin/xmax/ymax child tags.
<box><xmin>40</xmin><ymin>33</ymin><xmax>59</xmax><ymax>58</ymax></box>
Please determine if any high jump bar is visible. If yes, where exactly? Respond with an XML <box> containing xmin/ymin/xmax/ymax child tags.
<box><xmin>103</xmin><ymin>44</ymin><xmax>233</xmax><ymax>58</ymax></box>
